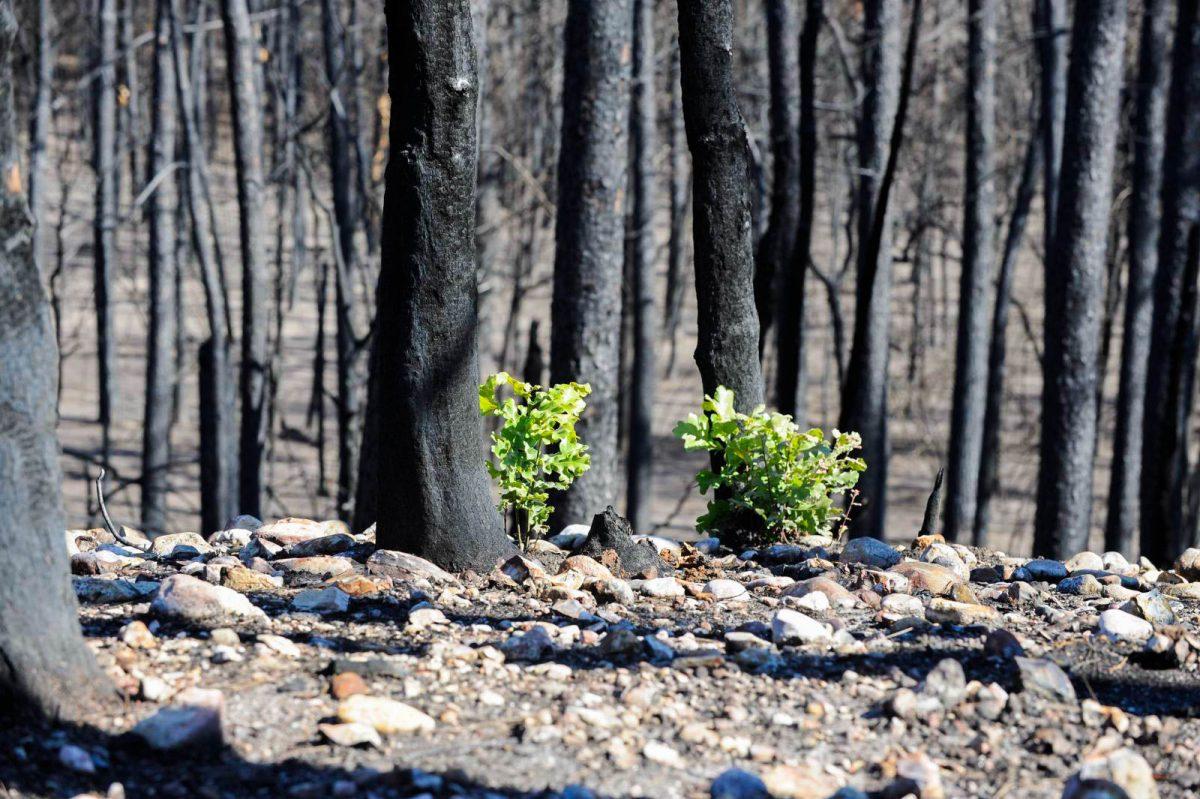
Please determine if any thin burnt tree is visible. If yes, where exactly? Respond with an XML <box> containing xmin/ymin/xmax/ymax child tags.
<box><xmin>170</xmin><ymin>0</ymin><xmax>237</xmax><ymax>534</ymax></box>
<box><xmin>975</xmin><ymin>117</ymin><xmax>1042</xmax><ymax>544</ymax></box>
<box><xmin>1106</xmin><ymin>0</ymin><xmax>1170</xmax><ymax>555</ymax></box>
<box><xmin>548</xmin><ymin>0</ymin><xmax>631</xmax><ymax>527</ymax></box>
<box><xmin>775</xmin><ymin>0</ymin><xmax>823</xmax><ymax>420</ymax></box>
<box><xmin>321</xmin><ymin>0</ymin><xmax>364</xmax><ymax>519</ymax></box>
<box><xmin>93</xmin><ymin>0</ymin><xmax>119</xmax><ymax>463</ymax></box>
<box><xmin>0</xmin><ymin>0</ymin><xmax>111</xmax><ymax>717</ymax></box>
<box><xmin>141</xmin><ymin>0</ymin><xmax>180</xmax><ymax>534</ymax></box>
<box><xmin>29</xmin><ymin>0</ymin><xmax>53</xmax><ymax>276</ymax></box>
<box><xmin>371</xmin><ymin>0</ymin><xmax>515</xmax><ymax>570</ymax></box>
<box><xmin>1033</xmin><ymin>0</ymin><xmax>1127</xmax><ymax>558</ymax></box>
<box><xmin>1142</xmin><ymin>0</ymin><xmax>1200</xmax><ymax>563</ymax></box>
<box><xmin>946</xmin><ymin>0</ymin><xmax>996</xmax><ymax>543</ymax></box>
<box><xmin>754</xmin><ymin>0</ymin><xmax>801</xmax><ymax>354</ymax></box>
<box><xmin>625</xmin><ymin>0</ymin><xmax>657</xmax><ymax>533</ymax></box>
<box><xmin>220</xmin><ymin>0</ymin><xmax>270</xmax><ymax>518</ymax></box>
<box><xmin>840</xmin><ymin>0</ymin><xmax>903</xmax><ymax>538</ymax></box>
<box><xmin>1034</xmin><ymin>0</ymin><xmax>1067</xmax><ymax>256</ymax></box>
<box><xmin>677</xmin><ymin>0</ymin><xmax>764</xmax><ymax>410</ymax></box>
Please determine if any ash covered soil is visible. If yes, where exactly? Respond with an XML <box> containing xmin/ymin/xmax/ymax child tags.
<box><xmin>5</xmin><ymin>517</ymin><xmax>1200</xmax><ymax>799</ymax></box>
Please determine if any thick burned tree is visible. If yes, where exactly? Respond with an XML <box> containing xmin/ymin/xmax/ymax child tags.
<box><xmin>141</xmin><ymin>0</ymin><xmax>179</xmax><ymax>534</ymax></box>
<box><xmin>1107</xmin><ymin>0</ymin><xmax>1170</xmax><ymax>555</ymax></box>
<box><xmin>220</xmin><ymin>0</ymin><xmax>270</xmax><ymax>518</ymax></box>
<box><xmin>775</xmin><ymin>0</ymin><xmax>822</xmax><ymax>420</ymax></box>
<box><xmin>946</xmin><ymin>0</ymin><xmax>996</xmax><ymax>544</ymax></box>
<box><xmin>840</xmin><ymin>0</ymin><xmax>903</xmax><ymax>538</ymax></box>
<box><xmin>677</xmin><ymin>0</ymin><xmax>764</xmax><ymax>410</ymax></box>
<box><xmin>371</xmin><ymin>0</ymin><xmax>514</xmax><ymax>571</ymax></box>
<box><xmin>625</xmin><ymin>0</ymin><xmax>657</xmax><ymax>533</ymax></box>
<box><xmin>93</xmin><ymin>0</ymin><xmax>119</xmax><ymax>462</ymax></box>
<box><xmin>0</xmin><ymin>0</ymin><xmax>111</xmax><ymax>717</ymax></box>
<box><xmin>1033</xmin><ymin>0</ymin><xmax>1127</xmax><ymax>558</ymax></box>
<box><xmin>1142</xmin><ymin>0</ymin><xmax>1200</xmax><ymax>563</ymax></box>
<box><xmin>754</xmin><ymin>0</ymin><xmax>800</xmax><ymax>353</ymax></box>
<box><xmin>549</xmin><ymin>0</ymin><xmax>631</xmax><ymax>528</ymax></box>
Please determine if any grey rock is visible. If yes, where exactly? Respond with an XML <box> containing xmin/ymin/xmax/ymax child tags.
<box><xmin>131</xmin><ymin>688</ymin><xmax>224</xmax><ymax>750</ymax></box>
<box><xmin>1015</xmin><ymin>656</ymin><xmax>1076</xmax><ymax>703</ymax></box>
<box><xmin>151</xmin><ymin>574</ymin><xmax>268</xmax><ymax>627</ymax></box>
<box><xmin>577</xmin><ymin>507</ymin><xmax>665</xmax><ymax>577</ymax></box>
<box><xmin>1098</xmin><ymin>609</ymin><xmax>1154</xmax><ymax>643</ymax></box>
<box><xmin>771</xmin><ymin>609</ymin><xmax>832</xmax><ymax>645</ymax></box>
<box><xmin>291</xmin><ymin>587</ymin><xmax>351</xmax><ymax>614</ymax></box>
<box><xmin>1025</xmin><ymin>559</ymin><xmax>1069</xmax><ymax>582</ymax></box>
<box><xmin>367</xmin><ymin>549</ymin><xmax>455</xmax><ymax>582</ymax></box>
<box><xmin>840</xmin><ymin>537</ymin><xmax>902</xmax><ymax>569</ymax></box>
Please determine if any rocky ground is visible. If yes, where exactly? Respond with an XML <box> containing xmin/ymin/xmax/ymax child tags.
<box><xmin>4</xmin><ymin>516</ymin><xmax>1200</xmax><ymax>799</ymax></box>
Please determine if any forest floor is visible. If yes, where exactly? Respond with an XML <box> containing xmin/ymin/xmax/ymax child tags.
<box><xmin>3</xmin><ymin>518</ymin><xmax>1199</xmax><ymax>798</ymax></box>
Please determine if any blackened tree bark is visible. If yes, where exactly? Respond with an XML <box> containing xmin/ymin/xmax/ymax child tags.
<box><xmin>321</xmin><ymin>0</ymin><xmax>363</xmax><ymax>520</ymax></box>
<box><xmin>1106</xmin><ymin>0</ymin><xmax>1170</xmax><ymax>555</ymax></box>
<box><xmin>1033</xmin><ymin>0</ymin><xmax>1127</xmax><ymax>558</ymax></box>
<box><xmin>0</xmin><ymin>0</ymin><xmax>111</xmax><ymax>717</ymax></box>
<box><xmin>1034</xmin><ymin>0</ymin><xmax>1067</xmax><ymax>256</ymax></box>
<box><xmin>974</xmin><ymin>120</ymin><xmax>1042</xmax><ymax>544</ymax></box>
<box><xmin>29</xmin><ymin>0</ymin><xmax>53</xmax><ymax>277</ymax></box>
<box><xmin>220</xmin><ymin>0</ymin><xmax>270</xmax><ymax>518</ymax></box>
<box><xmin>840</xmin><ymin>0</ymin><xmax>902</xmax><ymax>538</ymax></box>
<box><xmin>662</xmin><ymin>32</ymin><xmax>689</xmax><ymax>375</ymax></box>
<box><xmin>93</xmin><ymin>0</ymin><xmax>119</xmax><ymax>462</ymax></box>
<box><xmin>626</xmin><ymin>0</ymin><xmax>657</xmax><ymax>533</ymax></box>
<box><xmin>548</xmin><ymin>0</ymin><xmax>631</xmax><ymax>527</ymax></box>
<box><xmin>775</xmin><ymin>0</ymin><xmax>822</xmax><ymax>420</ymax></box>
<box><xmin>170</xmin><ymin>0</ymin><xmax>236</xmax><ymax>534</ymax></box>
<box><xmin>677</xmin><ymin>0</ymin><xmax>764</xmax><ymax>410</ymax></box>
<box><xmin>1142</xmin><ymin>0</ymin><xmax>1200</xmax><ymax>563</ymax></box>
<box><xmin>754</xmin><ymin>0</ymin><xmax>801</xmax><ymax>353</ymax></box>
<box><xmin>946</xmin><ymin>0</ymin><xmax>996</xmax><ymax>543</ymax></box>
<box><xmin>372</xmin><ymin>0</ymin><xmax>515</xmax><ymax>570</ymax></box>
<box><xmin>141</xmin><ymin>0</ymin><xmax>179</xmax><ymax>534</ymax></box>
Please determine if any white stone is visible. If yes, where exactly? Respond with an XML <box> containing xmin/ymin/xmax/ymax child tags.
<box><xmin>703</xmin><ymin>579</ymin><xmax>748</xmax><ymax>601</ymax></box>
<box><xmin>336</xmin><ymin>694</ymin><xmax>435</xmax><ymax>734</ymax></box>
<box><xmin>790</xmin><ymin>590</ymin><xmax>830</xmax><ymax>613</ymax></box>
<box><xmin>1098</xmin><ymin>609</ymin><xmax>1154</xmax><ymax>642</ymax></box>
<box><xmin>639</xmin><ymin>577</ymin><xmax>685</xmax><ymax>598</ymax></box>
<box><xmin>771</xmin><ymin>609</ymin><xmax>832</xmax><ymax>645</ymax></box>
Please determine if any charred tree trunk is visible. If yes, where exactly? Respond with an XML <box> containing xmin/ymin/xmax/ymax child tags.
<box><xmin>29</xmin><ymin>0</ymin><xmax>53</xmax><ymax>277</ymax></box>
<box><xmin>1034</xmin><ymin>0</ymin><xmax>1067</xmax><ymax>256</ymax></box>
<box><xmin>840</xmin><ymin>0</ymin><xmax>903</xmax><ymax>538</ymax></box>
<box><xmin>677</xmin><ymin>0</ymin><xmax>764</xmax><ymax>410</ymax></box>
<box><xmin>662</xmin><ymin>32</ymin><xmax>689</xmax><ymax>375</ymax></box>
<box><xmin>93</xmin><ymin>0</ymin><xmax>119</xmax><ymax>462</ymax></box>
<box><xmin>371</xmin><ymin>0</ymin><xmax>514</xmax><ymax>570</ymax></box>
<box><xmin>548</xmin><ymin>0</ymin><xmax>631</xmax><ymax>527</ymax></box>
<box><xmin>1033</xmin><ymin>0</ymin><xmax>1127</xmax><ymax>558</ymax></box>
<box><xmin>1105</xmin><ymin>0</ymin><xmax>1169</xmax><ymax>555</ymax></box>
<box><xmin>945</xmin><ymin>0</ymin><xmax>996</xmax><ymax>543</ymax></box>
<box><xmin>322</xmin><ymin>0</ymin><xmax>363</xmax><ymax>520</ymax></box>
<box><xmin>0</xmin><ymin>0</ymin><xmax>112</xmax><ymax>718</ymax></box>
<box><xmin>170</xmin><ymin>0</ymin><xmax>236</xmax><ymax>534</ymax></box>
<box><xmin>975</xmin><ymin>120</ymin><xmax>1042</xmax><ymax>544</ymax></box>
<box><xmin>625</xmin><ymin>0</ymin><xmax>657</xmax><ymax>534</ymax></box>
<box><xmin>141</xmin><ymin>0</ymin><xmax>179</xmax><ymax>534</ymax></box>
<box><xmin>1142</xmin><ymin>0</ymin><xmax>1200</xmax><ymax>563</ymax></box>
<box><xmin>775</xmin><ymin>0</ymin><xmax>822</xmax><ymax>420</ymax></box>
<box><xmin>220</xmin><ymin>0</ymin><xmax>270</xmax><ymax>518</ymax></box>
<box><xmin>754</xmin><ymin>0</ymin><xmax>801</xmax><ymax>353</ymax></box>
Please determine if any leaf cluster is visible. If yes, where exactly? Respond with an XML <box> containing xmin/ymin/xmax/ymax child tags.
<box><xmin>479</xmin><ymin>372</ymin><xmax>591</xmax><ymax>546</ymax></box>
<box><xmin>673</xmin><ymin>386</ymin><xmax>866</xmax><ymax>545</ymax></box>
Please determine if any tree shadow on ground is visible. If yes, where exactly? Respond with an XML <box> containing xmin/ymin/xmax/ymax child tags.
<box><xmin>0</xmin><ymin>715</ymin><xmax>606</xmax><ymax>799</ymax></box>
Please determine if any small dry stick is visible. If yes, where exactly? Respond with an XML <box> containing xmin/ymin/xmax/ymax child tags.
<box><xmin>95</xmin><ymin>468</ymin><xmax>143</xmax><ymax>551</ymax></box>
